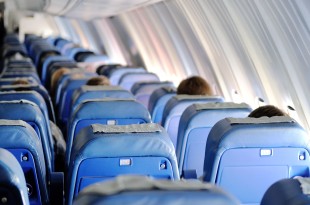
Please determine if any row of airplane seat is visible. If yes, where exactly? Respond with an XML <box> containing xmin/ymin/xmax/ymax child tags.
<box><xmin>0</xmin><ymin>33</ymin><xmax>64</xmax><ymax>205</ymax></box>
<box><xmin>1</xmin><ymin>33</ymin><xmax>310</xmax><ymax>205</ymax></box>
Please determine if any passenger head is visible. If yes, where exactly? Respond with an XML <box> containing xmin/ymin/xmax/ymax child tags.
<box><xmin>86</xmin><ymin>76</ymin><xmax>110</xmax><ymax>86</ymax></box>
<box><xmin>248</xmin><ymin>105</ymin><xmax>286</xmax><ymax>118</ymax></box>
<box><xmin>51</xmin><ymin>67</ymin><xmax>71</xmax><ymax>94</ymax></box>
<box><xmin>11</xmin><ymin>79</ymin><xmax>30</xmax><ymax>85</ymax></box>
<box><xmin>177</xmin><ymin>76</ymin><xmax>213</xmax><ymax>95</ymax></box>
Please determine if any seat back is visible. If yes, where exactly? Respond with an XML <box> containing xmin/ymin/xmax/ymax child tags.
<box><xmin>70</xmin><ymin>85</ymin><xmax>134</xmax><ymax>116</ymax></box>
<box><xmin>57</xmin><ymin>75</ymin><xmax>96</xmax><ymax>127</ymax></box>
<box><xmin>203</xmin><ymin>116</ymin><xmax>310</xmax><ymax>205</ymax></box>
<box><xmin>108</xmin><ymin>67</ymin><xmax>145</xmax><ymax>85</ymax></box>
<box><xmin>131</xmin><ymin>81</ymin><xmax>175</xmax><ymax>108</ymax></box>
<box><xmin>40</xmin><ymin>55</ymin><xmax>72</xmax><ymax>86</ymax></box>
<box><xmin>54</xmin><ymin>69</ymin><xmax>89</xmax><ymax>105</ymax></box>
<box><xmin>0</xmin><ymin>77</ymin><xmax>39</xmax><ymax>85</ymax></box>
<box><xmin>0</xmin><ymin>120</ymin><xmax>48</xmax><ymax>205</ymax></box>
<box><xmin>0</xmin><ymin>91</ymin><xmax>50</xmax><ymax>126</ymax></box>
<box><xmin>67</xmin><ymin>123</ymin><xmax>179</xmax><ymax>205</ymax></box>
<box><xmin>148</xmin><ymin>87</ymin><xmax>176</xmax><ymax>123</ymax></box>
<box><xmin>162</xmin><ymin>95</ymin><xmax>224</xmax><ymax>147</ymax></box>
<box><xmin>73</xmin><ymin>175</ymin><xmax>240</xmax><ymax>205</ymax></box>
<box><xmin>119</xmin><ymin>72</ymin><xmax>160</xmax><ymax>90</ymax></box>
<box><xmin>0</xmin><ymin>148</ymin><xmax>30</xmax><ymax>205</ymax></box>
<box><xmin>0</xmin><ymin>100</ymin><xmax>53</xmax><ymax>173</ymax></box>
<box><xmin>261</xmin><ymin>177</ymin><xmax>310</xmax><ymax>205</ymax></box>
<box><xmin>0</xmin><ymin>84</ymin><xmax>56</xmax><ymax>122</ymax></box>
<box><xmin>66</xmin><ymin>99</ymin><xmax>152</xmax><ymax>165</ymax></box>
<box><xmin>177</xmin><ymin>102</ymin><xmax>252</xmax><ymax>178</ymax></box>
<box><xmin>0</xmin><ymin>71</ymin><xmax>41</xmax><ymax>83</ymax></box>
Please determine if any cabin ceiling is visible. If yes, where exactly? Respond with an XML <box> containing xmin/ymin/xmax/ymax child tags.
<box><xmin>10</xmin><ymin>0</ymin><xmax>163</xmax><ymax>19</ymax></box>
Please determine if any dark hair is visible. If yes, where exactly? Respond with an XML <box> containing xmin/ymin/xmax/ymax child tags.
<box><xmin>177</xmin><ymin>76</ymin><xmax>213</xmax><ymax>95</ymax></box>
<box><xmin>248</xmin><ymin>105</ymin><xmax>286</xmax><ymax>118</ymax></box>
<box><xmin>86</xmin><ymin>76</ymin><xmax>110</xmax><ymax>86</ymax></box>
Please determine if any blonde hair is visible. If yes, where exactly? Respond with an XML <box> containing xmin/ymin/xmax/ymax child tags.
<box><xmin>51</xmin><ymin>67</ymin><xmax>71</xmax><ymax>95</ymax></box>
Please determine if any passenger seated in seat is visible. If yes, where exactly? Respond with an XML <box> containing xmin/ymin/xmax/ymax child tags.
<box><xmin>11</xmin><ymin>79</ymin><xmax>31</xmax><ymax>85</ymax></box>
<box><xmin>248</xmin><ymin>105</ymin><xmax>286</xmax><ymax>118</ymax></box>
<box><xmin>50</xmin><ymin>67</ymin><xmax>71</xmax><ymax>98</ymax></box>
<box><xmin>86</xmin><ymin>76</ymin><xmax>110</xmax><ymax>86</ymax></box>
<box><xmin>177</xmin><ymin>76</ymin><xmax>213</xmax><ymax>95</ymax></box>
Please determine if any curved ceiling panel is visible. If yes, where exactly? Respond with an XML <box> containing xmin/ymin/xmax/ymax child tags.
<box><xmin>44</xmin><ymin>0</ymin><xmax>163</xmax><ymax>19</ymax></box>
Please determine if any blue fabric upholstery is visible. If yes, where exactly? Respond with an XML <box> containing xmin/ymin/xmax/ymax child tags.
<box><xmin>0</xmin><ymin>120</ymin><xmax>48</xmax><ymax>205</ymax></box>
<box><xmin>0</xmin><ymin>100</ymin><xmax>54</xmax><ymax>173</ymax></box>
<box><xmin>203</xmin><ymin>116</ymin><xmax>310</xmax><ymax>205</ymax></box>
<box><xmin>0</xmin><ymin>71</ymin><xmax>41</xmax><ymax>83</ymax></box>
<box><xmin>131</xmin><ymin>81</ymin><xmax>175</xmax><ymax>108</ymax></box>
<box><xmin>0</xmin><ymin>84</ymin><xmax>56</xmax><ymax>122</ymax></box>
<box><xmin>67</xmin><ymin>123</ymin><xmax>179</xmax><ymax>205</ymax></box>
<box><xmin>119</xmin><ymin>72</ymin><xmax>160</xmax><ymax>90</ymax></box>
<box><xmin>108</xmin><ymin>67</ymin><xmax>145</xmax><ymax>85</ymax></box>
<box><xmin>66</xmin><ymin>98</ymin><xmax>152</xmax><ymax>165</ymax></box>
<box><xmin>55</xmin><ymin>71</ymin><xmax>96</xmax><ymax>108</ymax></box>
<box><xmin>82</xmin><ymin>54</ymin><xmax>109</xmax><ymax>63</ymax></box>
<box><xmin>57</xmin><ymin>77</ymin><xmax>92</xmax><ymax>125</ymax></box>
<box><xmin>70</xmin><ymin>85</ymin><xmax>134</xmax><ymax>117</ymax></box>
<box><xmin>0</xmin><ymin>148</ymin><xmax>30</xmax><ymax>205</ymax></box>
<box><xmin>73</xmin><ymin>175</ymin><xmax>239</xmax><ymax>205</ymax></box>
<box><xmin>40</xmin><ymin>55</ymin><xmax>72</xmax><ymax>86</ymax></box>
<box><xmin>0</xmin><ymin>91</ymin><xmax>50</xmax><ymax>127</ymax></box>
<box><xmin>162</xmin><ymin>95</ymin><xmax>224</xmax><ymax>148</ymax></box>
<box><xmin>66</xmin><ymin>47</ymin><xmax>92</xmax><ymax>60</ymax></box>
<box><xmin>176</xmin><ymin>102</ymin><xmax>252</xmax><ymax>178</ymax></box>
<box><xmin>54</xmin><ymin>69</ymin><xmax>87</xmax><ymax>105</ymax></box>
<box><xmin>0</xmin><ymin>77</ymin><xmax>39</xmax><ymax>85</ymax></box>
<box><xmin>148</xmin><ymin>87</ymin><xmax>176</xmax><ymax>123</ymax></box>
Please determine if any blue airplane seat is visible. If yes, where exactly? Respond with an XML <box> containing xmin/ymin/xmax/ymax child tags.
<box><xmin>67</xmin><ymin>123</ymin><xmax>179</xmax><ymax>205</ymax></box>
<box><xmin>0</xmin><ymin>90</ymin><xmax>50</xmax><ymax>132</ymax></box>
<box><xmin>148</xmin><ymin>86</ymin><xmax>176</xmax><ymax>123</ymax></box>
<box><xmin>177</xmin><ymin>102</ymin><xmax>252</xmax><ymax>179</ymax></box>
<box><xmin>40</xmin><ymin>55</ymin><xmax>73</xmax><ymax>86</ymax></box>
<box><xmin>0</xmin><ymin>120</ymin><xmax>48</xmax><ymax>205</ymax></box>
<box><xmin>203</xmin><ymin>116</ymin><xmax>310</xmax><ymax>205</ymax></box>
<box><xmin>0</xmin><ymin>100</ymin><xmax>54</xmax><ymax>173</ymax></box>
<box><xmin>66</xmin><ymin>98</ymin><xmax>152</xmax><ymax>165</ymax></box>
<box><xmin>66</xmin><ymin>47</ymin><xmax>93</xmax><ymax>61</ymax></box>
<box><xmin>95</xmin><ymin>64</ymin><xmax>121</xmax><ymax>76</ymax></box>
<box><xmin>45</xmin><ymin>61</ymin><xmax>77</xmax><ymax>91</ymax></box>
<box><xmin>0</xmin><ymin>77</ymin><xmax>39</xmax><ymax>85</ymax></box>
<box><xmin>55</xmin><ymin>38</ymin><xmax>71</xmax><ymax>50</ymax></box>
<box><xmin>261</xmin><ymin>177</ymin><xmax>310</xmax><ymax>205</ymax></box>
<box><xmin>162</xmin><ymin>95</ymin><xmax>224</xmax><ymax>148</ymax></box>
<box><xmin>70</xmin><ymin>85</ymin><xmax>134</xmax><ymax>117</ymax></box>
<box><xmin>131</xmin><ymin>81</ymin><xmax>175</xmax><ymax>108</ymax></box>
<box><xmin>0</xmin><ymin>84</ymin><xmax>56</xmax><ymax>122</ymax></box>
<box><xmin>119</xmin><ymin>72</ymin><xmax>160</xmax><ymax>91</ymax></box>
<box><xmin>81</xmin><ymin>54</ymin><xmax>110</xmax><ymax>63</ymax></box>
<box><xmin>57</xmin><ymin>76</ymin><xmax>97</xmax><ymax>127</ymax></box>
<box><xmin>0</xmin><ymin>71</ymin><xmax>41</xmax><ymax>83</ymax></box>
<box><xmin>0</xmin><ymin>148</ymin><xmax>30</xmax><ymax>205</ymax></box>
<box><xmin>73</xmin><ymin>175</ymin><xmax>240</xmax><ymax>205</ymax></box>
<box><xmin>108</xmin><ymin>67</ymin><xmax>145</xmax><ymax>85</ymax></box>
<box><xmin>4</xmin><ymin>33</ymin><xmax>20</xmax><ymax>44</ymax></box>
<box><xmin>3</xmin><ymin>66</ymin><xmax>37</xmax><ymax>73</ymax></box>
<box><xmin>3</xmin><ymin>45</ymin><xmax>28</xmax><ymax>57</ymax></box>
<box><xmin>33</xmin><ymin>47</ymin><xmax>60</xmax><ymax>68</ymax></box>
<box><xmin>54</xmin><ymin>70</ymin><xmax>96</xmax><ymax>107</ymax></box>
